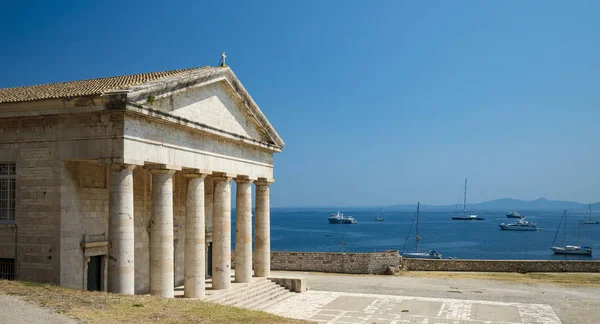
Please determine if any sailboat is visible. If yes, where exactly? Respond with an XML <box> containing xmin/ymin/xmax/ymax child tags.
<box><xmin>401</xmin><ymin>202</ymin><xmax>442</xmax><ymax>259</ymax></box>
<box><xmin>375</xmin><ymin>208</ymin><xmax>384</xmax><ymax>221</ymax></box>
<box><xmin>582</xmin><ymin>204</ymin><xmax>599</xmax><ymax>225</ymax></box>
<box><xmin>451</xmin><ymin>178</ymin><xmax>484</xmax><ymax>220</ymax></box>
<box><xmin>551</xmin><ymin>210</ymin><xmax>592</xmax><ymax>256</ymax></box>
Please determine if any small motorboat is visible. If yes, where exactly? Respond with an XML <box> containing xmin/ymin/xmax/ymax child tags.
<box><xmin>325</xmin><ymin>233</ymin><xmax>332</xmax><ymax>237</ymax></box>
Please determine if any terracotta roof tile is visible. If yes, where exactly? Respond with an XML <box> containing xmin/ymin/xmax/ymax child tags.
<box><xmin>0</xmin><ymin>66</ymin><xmax>211</xmax><ymax>103</ymax></box>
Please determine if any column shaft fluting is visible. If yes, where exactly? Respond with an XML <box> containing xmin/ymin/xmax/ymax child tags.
<box><xmin>235</xmin><ymin>179</ymin><xmax>253</xmax><ymax>283</ymax></box>
<box><xmin>108</xmin><ymin>164</ymin><xmax>136</xmax><ymax>294</ymax></box>
<box><xmin>254</xmin><ymin>180</ymin><xmax>272</xmax><ymax>277</ymax></box>
<box><xmin>184</xmin><ymin>175</ymin><xmax>206</xmax><ymax>298</ymax></box>
<box><xmin>149</xmin><ymin>169</ymin><xmax>176</xmax><ymax>298</ymax></box>
<box><xmin>212</xmin><ymin>176</ymin><xmax>232</xmax><ymax>290</ymax></box>
<box><xmin>204</xmin><ymin>177</ymin><xmax>214</xmax><ymax>235</ymax></box>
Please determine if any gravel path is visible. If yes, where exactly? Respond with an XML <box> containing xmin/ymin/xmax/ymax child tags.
<box><xmin>0</xmin><ymin>294</ymin><xmax>77</xmax><ymax>324</ymax></box>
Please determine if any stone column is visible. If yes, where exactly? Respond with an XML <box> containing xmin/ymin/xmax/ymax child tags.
<box><xmin>204</xmin><ymin>176</ymin><xmax>214</xmax><ymax>279</ymax></box>
<box><xmin>149</xmin><ymin>168</ymin><xmax>176</xmax><ymax>298</ymax></box>
<box><xmin>204</xmin><ymin>176</ymin><xmax>214</xmax><ymax>235</ymax></box>
<box><xmin>212</xmin><ymin>175</ymin><xmax>233</xmax><ymax>290</ymax></box>
<box><xmin>254</xmin><ymin>179</ymin><xmax>273</xmax><ymax>277</ymax></box>
<box><xmin>234</xmin><ymin>177</ymin><xmax>254</xmax><ymax>283</ymax></box>
<box><xmin>183</xmin><ymin>171</ymin><xmax>208</xmax><ymax>298</ymax></box>
<box><xmin>108</xmin><ymin>164</ymin><xmax>136</xmax><ymax>294</ymax></box>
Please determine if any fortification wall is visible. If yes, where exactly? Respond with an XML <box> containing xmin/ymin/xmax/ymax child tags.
<box><xmin>231</xmin><ymin>250</ymin><xmax>400</xmax><ymax>274</ymax></box>
<box><xmin>402</xmin><ymin>258</ymin><xmax>600</xmax><ymax>272</ymax></box>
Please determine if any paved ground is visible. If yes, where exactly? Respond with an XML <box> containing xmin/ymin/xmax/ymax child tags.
<box><xmin>265</xmin><ymin>271</ymin><xmax>600</xmax><ymax>324</ymax></box>
<box><xmin>0</xmin><ymin>295</ymin><xmax>76</xmax><ymax>324</ymax></box>
<box><xmin>266</xmin><ymin>290</ymin><xmax>560</xmax><ymax>324</ymax></box>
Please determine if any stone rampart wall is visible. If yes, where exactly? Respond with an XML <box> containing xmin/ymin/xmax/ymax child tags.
<box><xmin>232</xmin><ymin>251</ymin><xmax>400</xmax><ymax>274</ymax></box>
<box><xmin>402</xmin><ymin>258</ymin><xmax>600</xmax><ymax>272</ymax></box>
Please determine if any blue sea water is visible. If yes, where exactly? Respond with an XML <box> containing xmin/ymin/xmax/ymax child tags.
<box><xmin>233</xmin><ymin>209</ymin><xmax>600</xmax><ymax>260</ymax></box>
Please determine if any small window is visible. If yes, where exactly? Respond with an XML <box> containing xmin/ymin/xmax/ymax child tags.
<box><xmin>0</xmin><ymin>258</ymin><xmax>15</xmax><ymax>280</ymax></box>
<box><xmin>0</xmin><ymin>163</ymin><xmax>16</xmax><ymax>222</ymax></box>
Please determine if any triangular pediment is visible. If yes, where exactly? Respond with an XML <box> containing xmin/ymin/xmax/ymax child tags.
<box><xmin>125</xmin><ymin>67</ymin><xmax>284</xmax><ymax>149</ymax></box>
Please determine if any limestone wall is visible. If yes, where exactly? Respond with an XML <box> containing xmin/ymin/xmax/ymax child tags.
<box><xmin>402</xmin><ymin>259</ymin><xmax>600</xmax><ymax>272</ymax></box>
<box><xmin>0</xmin><ymin>110</ymin><xmax>121</xmax><ymax>284</ymax></box>
<box><xmin>231</xmin><ymin>251</ymin><xmax>400</xmax><ymax>274</ymax></box>
<box><xmin>60</xmin><ymin>161</ymin><xmax>109</xmax><ymax>289</ymax></box>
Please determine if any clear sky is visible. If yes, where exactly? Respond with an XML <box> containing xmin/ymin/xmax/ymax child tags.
<box><xmin>1</xmin><ymin>1</ymin><xmax>599</xmax><ymax>207</ymax></box>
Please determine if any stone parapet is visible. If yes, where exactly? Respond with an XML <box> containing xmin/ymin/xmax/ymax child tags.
<box><xmin>402</xmin><ymin>258</ymin><xmax>600</xmax><ymax>272</ymax></box>
<box><xmin>231</xmin><ymin>250</ymin><xmax>400</xmax><ymax>275</ymax></box>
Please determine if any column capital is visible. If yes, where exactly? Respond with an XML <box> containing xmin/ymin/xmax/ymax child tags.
<box><xmin>212</xmin><ymin>172</ymin><xmax>236</xmax><ymax>182</ymax></box>
<box><xmin>255</xmin><ymin>178</ymin><xmax>275</xmax><ymax>186</ymax></box>
<box><xmin>145</xmin><ymin>163</ymin><xmax>180</xmax><ymax>175</ymax></box>
<box><xmin>234</xmin><ymin>175</ymin><xmax>256</xmax><ymax>184</ymax></box>
<box><xmin>182</xmin><ymin>169</ymin><xmax>211</xmax><ymax>178</ymax></box>
<box><xmin>108</xmin><ymin>164</ymin><xmax>137</xmax><ymax>172</ymax></box>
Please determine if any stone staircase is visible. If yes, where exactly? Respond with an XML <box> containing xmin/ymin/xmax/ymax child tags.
<box><xmin>203</xmin><ymin>277</ymin><xmax>295</xmax><ymax>310</ymax></box>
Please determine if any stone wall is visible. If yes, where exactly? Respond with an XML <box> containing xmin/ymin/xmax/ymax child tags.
<box><xmin>232</xmin><ymin>251</ymin><xmax>400</xmax><ymax>274</ymax></box>
<box><xmin>0</xmin><ymin>108</ymin><xmax>119</xmax><ymax>285</ymax></box>
<box><xmin>403</xmin><ymin>259</ymin><xmax>600</xmax><ymax>272</ymax></box>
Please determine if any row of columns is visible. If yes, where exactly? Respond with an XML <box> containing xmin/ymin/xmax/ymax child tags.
<box><xmin>106</xmin><ymin>164</ymin><xmax>272</xmax><ymax>298</ymax></box>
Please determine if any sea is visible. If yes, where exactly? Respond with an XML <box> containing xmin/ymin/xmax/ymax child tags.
<box><xmin>232</xmin><ymin>209</ymin><xmax>600</xmax><ymax>260</ymax></box>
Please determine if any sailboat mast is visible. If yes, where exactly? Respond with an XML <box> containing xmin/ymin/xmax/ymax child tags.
<box><xmin>416</xmin><ymin>202</ymin><xmax>420</xmax><ymax>252</ymax></box>
<box><xmin>563</xmin><ymin>209</ymin><xmax>567</xmax><ymax>248</ymax></box>
<box><xmin>464</xmin><ymin>178</ymin><xmax>467</xmax><ymax>217</ymax></box>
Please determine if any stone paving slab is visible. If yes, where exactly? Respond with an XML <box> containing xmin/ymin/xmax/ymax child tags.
<box><xmin>264</xmin><ymin>290</ymin><xmax>562</xmax><ymax>324</ymax></box>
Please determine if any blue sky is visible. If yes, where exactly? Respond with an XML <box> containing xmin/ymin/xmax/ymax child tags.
<box><xmin>1</xmin><ymin>1</ymin><xmax>599</xmax><ymax>207</ymax></box>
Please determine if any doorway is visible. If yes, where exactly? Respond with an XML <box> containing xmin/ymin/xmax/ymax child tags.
<box><xmin>207</xmin><ymin>243</ymin><xmax>212</xmax><ymax>276</ymax></box>
<box><xmin>87</xmin><ymin>256</ymin><xmax>102</xmax><ymax>291</ymax></box>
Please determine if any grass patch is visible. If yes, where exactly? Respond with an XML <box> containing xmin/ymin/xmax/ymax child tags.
<box><xmin>0</xmin><ymin>280</ymin><xmax>309</xmax><ymax>324</ymax></box>
<box><xmin>400</xmin><ymin>271</ymin><xmax>600</xmax><ymax>286</ymax></box>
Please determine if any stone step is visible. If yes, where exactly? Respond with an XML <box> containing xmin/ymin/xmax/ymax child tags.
<box><xmin>205</xmin><ymin>279</ymin><xmax>273</xmax><ymax>304</ymax></box>
<box><xmin>220</xmin><ymin>282</ymin><xmax>284</xmax><ymax>306</ymax></box>
<box><xmin>234</xmin><ymin>285</ymin><xmax>287</xmax><ymax>309</ymax></box>
<box><xmin>245</xmin><ymin>287</ymin><xmax>294</xmax><ymax>310</ymax></box>
<box><xmin>252</xmin><ymin>290</ymin><xmax>296</xmax><ymax>311</ymax></box>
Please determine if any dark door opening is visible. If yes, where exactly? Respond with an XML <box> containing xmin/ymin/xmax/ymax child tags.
<box><xmin>207</xmin><ymin>243</ymin><xmax>212</xmax><ymax>276</ymax></box>
<box><xmin>0</xmin><ymin>258</ymin><xmax>15</xmax><ymax>280</ymax></box>
<box><xmin>87</xmin><ymin>256</ymin><xmax>102</xmax><ymax>291</ymax></box>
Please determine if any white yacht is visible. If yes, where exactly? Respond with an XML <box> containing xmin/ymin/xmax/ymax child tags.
<box><xmin>499</xmin><ymin>218</ymin><xmax>538</xmax><ymax>231</ymax></box>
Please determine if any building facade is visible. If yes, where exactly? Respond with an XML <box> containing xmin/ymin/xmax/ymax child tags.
<box><xmin>0</xmin><ymin>66</ymin><xmax>284</xmax><ymax>298</ymax></box>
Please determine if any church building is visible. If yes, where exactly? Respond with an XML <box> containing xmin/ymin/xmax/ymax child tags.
<box><xmin>0</xmin><ymin>64</ymin><xmax>284</xmax><ymax>298</ymax></box>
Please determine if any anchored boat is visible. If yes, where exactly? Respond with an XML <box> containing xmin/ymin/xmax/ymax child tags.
<box><xmin>328</xmin><ymin>211</ymin><xmax>357</xmax><ymax>224</ymax></box>
<box><xmin>506</xmin><ymin>211</ymin><xmax>524</xmax><ymax>218</ymax></box>
<box><xmin>551</xmin><ymin>210</ymin><xmax>592</xmax><ymax>256</ymax></box>
<box><xmin>582</xmin><ymin>204</ymin><xmax>599</xmax><ymax>225</ymax></box>
<box><xmin>451</xmin><ymin>178</ymin><xmax>484</xmax><ymax>220</ymax></box>
<box><xmin>499</xmin><ymin>218</ymin><xmax>538</xmax><ymax>231</ymax></box>
<box><xmin>401</xmin><ymin>202</ymin><xmax>443</xmax><ymax>259</ymax></box>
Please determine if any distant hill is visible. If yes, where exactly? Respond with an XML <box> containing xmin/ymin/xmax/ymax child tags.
<box><xmin>386</xmin><ymin>198</ymin><xmax>600</xmax><ymax>212</ymax></box>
